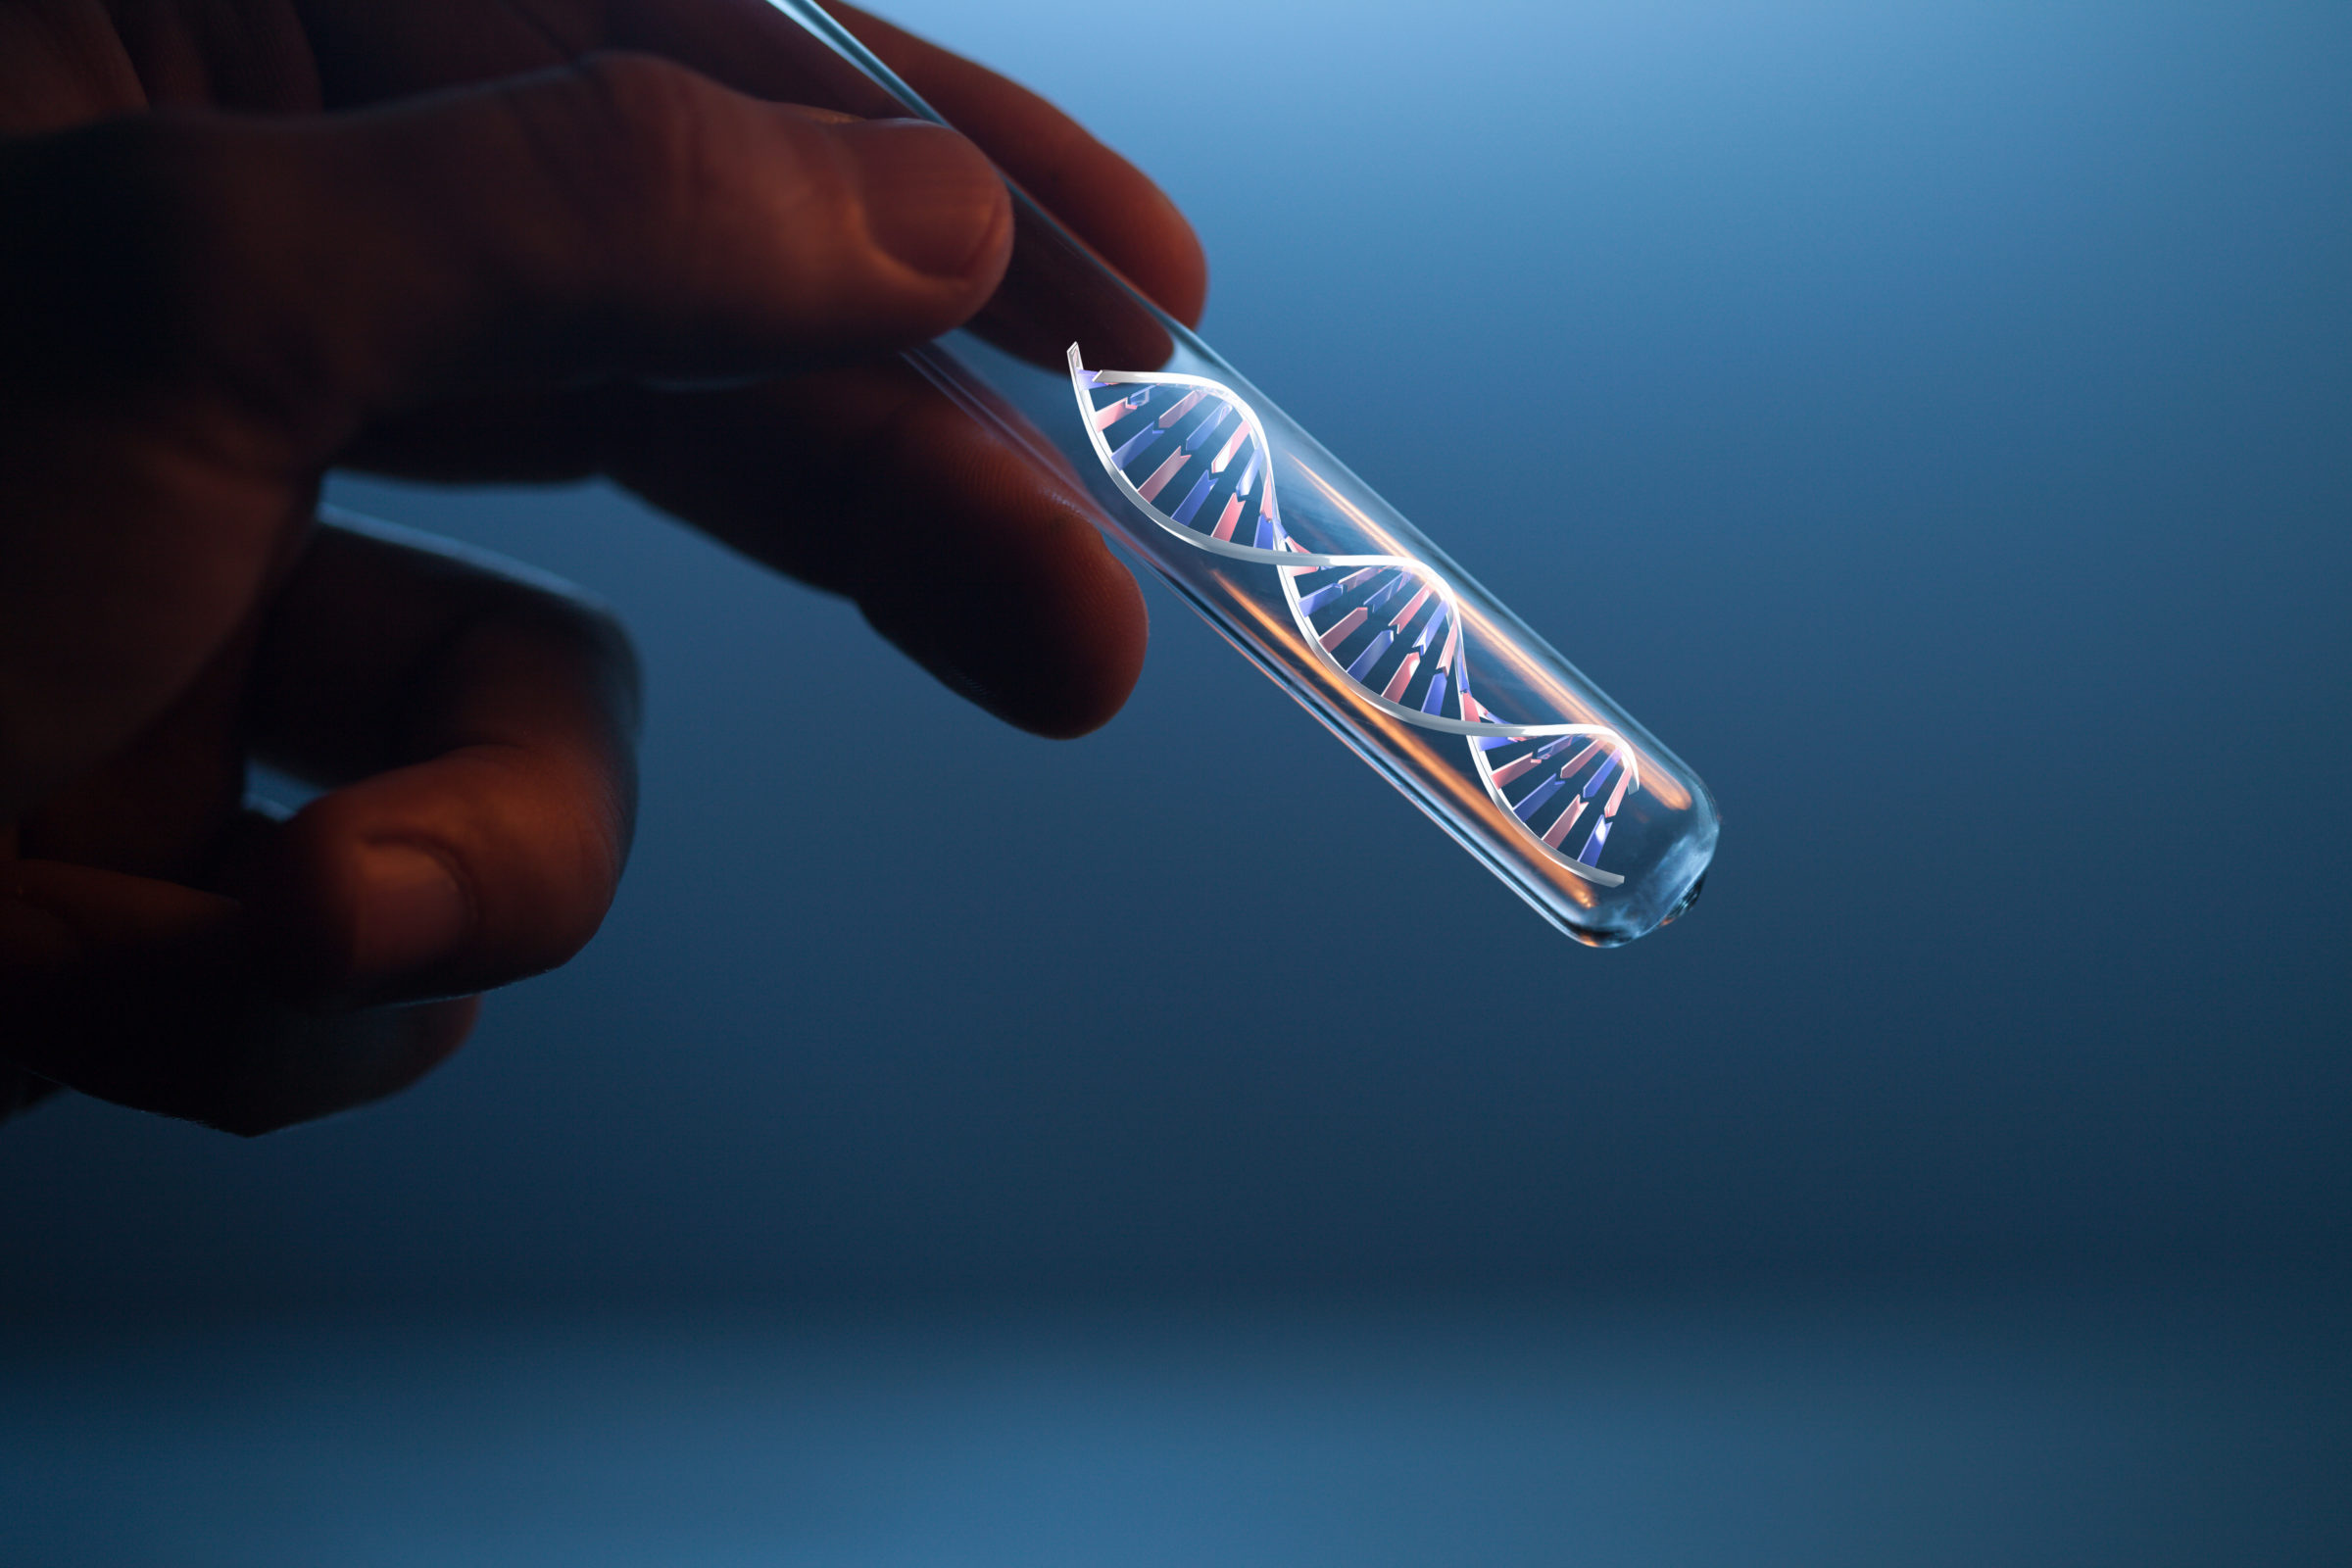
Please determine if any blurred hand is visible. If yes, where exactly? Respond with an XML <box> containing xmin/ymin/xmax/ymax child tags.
<box><xmin>0</xmin><ymin>0</ymin><xmax>1205</xmax><ymax>1134</ymax></box>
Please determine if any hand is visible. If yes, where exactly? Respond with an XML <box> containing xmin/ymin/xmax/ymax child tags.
<box><xmin>0</xmin><ymin>0</ymin><xmax>1205</xmax><ymax>1134</ymax></box>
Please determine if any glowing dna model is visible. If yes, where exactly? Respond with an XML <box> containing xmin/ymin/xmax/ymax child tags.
<box><xmin>1069</xmin><ymin>346</ymin><xmax>1640</xmax><ymax>886</ymax></box>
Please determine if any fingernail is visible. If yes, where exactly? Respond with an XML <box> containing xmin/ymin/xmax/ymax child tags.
<box><xmin>839</xmin><ymin>119</ymin><xmax>1007</xmax><ymax>278</ymax></box>
<box><xmin>351</xmin><ymin>842</ymin><xmax>468</xmax><ymax>986</ymax></box>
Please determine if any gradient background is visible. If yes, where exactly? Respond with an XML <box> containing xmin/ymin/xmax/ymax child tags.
<box><xmin>5</xmin><ymin>1</ymin><xmax>2349</xmax><ymax>1562</ymax></box>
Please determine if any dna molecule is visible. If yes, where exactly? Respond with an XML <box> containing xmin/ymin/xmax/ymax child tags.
<box><xmin>1068</xmin><ymin>346</ymin><xmax>1640</xmax><ymax>887</ymax></box>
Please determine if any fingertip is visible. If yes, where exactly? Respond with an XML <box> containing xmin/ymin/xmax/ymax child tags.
<box><xmin>246</xmin><ymin>519</ymin><xmax>639</xmax><ymax>1007</ymax></box>
<box><xmin>819</xmin><ymin>1</ymin><xmax>1208</xmax><ymax>325</ymax></box>
<box><xmin>249</xmin><ymin>798</ymin><xmax>420</xmax><ymax>999</ymax></box>
<box><xmin>836</xmin><ymin>118</ymin><xmax>1013</xmax><ymax>287</ymax></box>
<box><xmin>601</xmin><ymin>362</ymin><xmax>1151</xmax><ymax>740</ymax></box>
<box><xmin>346</xmin><ymin>839</ymin><xmax>473</xmax><ymax>991</ymax></box>
<box><xmin>859</xmin><ymin>455</ymin><xmax>1151</xmax><ymax>740</ymax></box>
<box><xmin>259</xmin><ymin>754</ymin><xmax>622</xmax><ymax>1006</ymax></box>
<box><xmin>1012</xmin><ymin>529</ymin><xmax>1150</xmax><ymax>739</ymax></box>
<box><xmin>1099</xmin><ymin>161</ymin><xmax>1208</xmax><ymax>329</ymax></box>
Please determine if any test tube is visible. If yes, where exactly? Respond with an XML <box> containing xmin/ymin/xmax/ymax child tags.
<box><xmin>764</xmin><ymin>1</ymin><xmax>1719</xmax><ymax>945</ymax></box>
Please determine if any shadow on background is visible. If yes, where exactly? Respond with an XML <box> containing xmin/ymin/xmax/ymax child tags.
<box><xmin>3</xmin><ymin>1</ymin><xmax>2347</xmax><ymax>1562</ymax></box>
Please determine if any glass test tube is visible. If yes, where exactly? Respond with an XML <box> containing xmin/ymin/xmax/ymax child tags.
<box><xmin>766</xmin><ymin>1</ymin><xmax>1719</xmax><ymax>945</ymax></box>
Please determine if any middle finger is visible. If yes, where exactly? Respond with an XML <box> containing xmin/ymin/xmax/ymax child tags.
<box><xmin>351</xmin><ymin>358</ymin><xmax>1149</xmax><ymax>739</ymax></box>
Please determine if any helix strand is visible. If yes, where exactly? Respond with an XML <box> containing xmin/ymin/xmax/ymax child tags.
<box><xmin>1069</xmin><ymin>345</ymin><xmax>1636</xmax><ymax>886</ymax></box>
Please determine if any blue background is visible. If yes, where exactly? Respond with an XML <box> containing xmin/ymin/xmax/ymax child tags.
<box><xmin>4</xmin><ymin>2</ymin><xmax>2348</xmax><ymax>1562</ymax></box>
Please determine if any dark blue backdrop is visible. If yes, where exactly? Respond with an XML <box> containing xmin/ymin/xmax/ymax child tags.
<box><xmin>4</xmin><ymin>0</ymin><xmax>2347</xmax><ymax>1310</ymax></box>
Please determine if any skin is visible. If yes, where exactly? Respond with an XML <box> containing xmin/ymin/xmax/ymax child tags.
<box><xmin>0</xmin><ymin>0</ymin><xmax>1205</xmax><ymax>1134</ymax></box>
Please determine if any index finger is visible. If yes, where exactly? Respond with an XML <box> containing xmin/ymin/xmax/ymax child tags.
<box><xmin>292</xmin><ymin>0</ymin><xmax>1206</xmax><ymax>324</ymax></box>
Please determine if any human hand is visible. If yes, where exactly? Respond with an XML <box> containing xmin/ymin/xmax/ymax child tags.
<box><xmin>0</xmin><ymin>0</ymin><xmax>1205</xmax><ymax>1133</ymax></box>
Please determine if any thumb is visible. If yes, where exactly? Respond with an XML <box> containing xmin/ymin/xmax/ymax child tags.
<box><xmin>10</xmin><ymin>52</ymin><xmax>1013</xmax><ymax>451</ymax></box>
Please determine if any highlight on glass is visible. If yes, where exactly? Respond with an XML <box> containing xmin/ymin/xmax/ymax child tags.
<box><xmin>764</xmin><ymin>0</ymin><xmax>1719</xmax><ymax>945</ymax></box>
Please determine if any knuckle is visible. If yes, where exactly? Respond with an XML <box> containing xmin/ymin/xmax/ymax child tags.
<box><xmin>21</xmin><ymin>114</ymin><xmax>368</xmax><ymax>453</ymax></box>
<box><xmin>2</xmin><ymin>117</ymin><xmax>216</xmax><ymax>395</ymax></box>
<box><xmin>542</xmin><ymin>52</ymin><xmax>725</xmax><ymax>243</ymax></box>
<box><xmin>0</xmin><ymin>120</ymin><xmax>324</xmax><ymax>564</ymax></box>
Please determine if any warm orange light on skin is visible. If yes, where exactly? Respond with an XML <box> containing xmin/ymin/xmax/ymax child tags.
<box><xmin>1211</xmin><ymin>569</ymin><xmax>1604</xmax><ymax>911</ymax></box>
<box><xmin>1290</xmin><ymin>461</ymin><xmax>1695</xmax><ymax>814</ymax></box>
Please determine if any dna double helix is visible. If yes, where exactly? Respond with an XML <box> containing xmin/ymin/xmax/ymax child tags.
<box><xmin>1068</xmin><ymin>346</ymin><xmax>1640</xmax><ymax>886</ymax></box>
